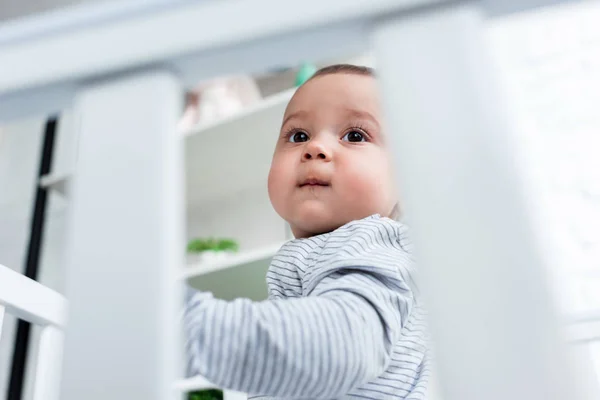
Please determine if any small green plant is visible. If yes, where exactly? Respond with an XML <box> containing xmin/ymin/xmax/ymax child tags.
<box><xmin>188</xmin><ymin>389</ymin><xmax>223</xmax><ymax>400</ymax></box>
<box><xmin>186</xmin><ymin>237</ymin><xmax>239</xmax><ymax>254</ymax></box>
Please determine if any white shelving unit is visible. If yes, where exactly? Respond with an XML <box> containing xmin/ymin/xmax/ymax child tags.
<box><xmin>184</xmin><ymin>88</ymin><xmax>294</xmax><ymax>206</ymax></box>
<box><xmin>183</xmin><ymin>242</ymin><xmax>284</xmax><ymax>278</ymax></box>
<box><xmin>184</xmin><ymin>242</ymin><xmax>285</xmax><ymax>301</ymax></box>
<box><xmin>180</xmin><ymin>88</ymin><xmax>294</xmax><ymax>396</ymax></box>
<box><xmin>182</xmin><ymin>87</ymin><xmax>293</xmax><ymax>305</ymax></box>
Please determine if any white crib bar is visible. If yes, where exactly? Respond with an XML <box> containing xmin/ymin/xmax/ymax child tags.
<box><xmin>0</xmin><ymin>305</ymin><xmax>5</xmax><ymax>342</ymax></box>
<box><xmin>372</xmin><ymin>4</ymin><xmax>577</xmax><ymax>399</ymax></box>
<box><xmin>0</xmin><ymin>265</ymin><xmax>67</xmax><ymax>400</ymax></box>
<box><xmin>59</xmin><ymin>71</ymin><xmax>184</xmax><ymax>400</ymax></box>
<box><xmin>0</xmin><ymin>264</ymin><xmax>67</xmax><ymax>327</ymax></box>
<box><xmin>32</xmin><ymin>325</ymin><xmax>65</xmax><ymax>400</ymax></box>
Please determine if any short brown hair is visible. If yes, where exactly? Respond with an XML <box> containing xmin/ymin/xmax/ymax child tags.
<box><xmin>308</xmin><ymin>64</ymin><xmax>375</xmax><ymax>82</ymax></box>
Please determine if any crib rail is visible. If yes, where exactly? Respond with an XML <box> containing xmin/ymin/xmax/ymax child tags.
<box><xmin>0</xmin><ymin>264</ymin><xmax>66</xmax><ymax>326</ymax></box>
<box><xmin>0</xmin><ymin>264</ymin><xmax>67</xmax><ymax>400</ymax></box>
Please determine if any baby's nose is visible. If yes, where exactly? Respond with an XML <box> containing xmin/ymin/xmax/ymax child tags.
<box><xmin>303</xmin><ymin>151</ymin><xmax>328</xmax><ymax>160</ymax></box>
<box><xmin>303</xmin><ymin>141</ymin><xmax>332</xmax><ymax>161</ymax></box>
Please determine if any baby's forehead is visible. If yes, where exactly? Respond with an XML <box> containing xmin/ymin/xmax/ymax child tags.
<box><xmin>283</xmin><ymin>74</ymin><xmax>381</xmax><ymax>121</ymax></box>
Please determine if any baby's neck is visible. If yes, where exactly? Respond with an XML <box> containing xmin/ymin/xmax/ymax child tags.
<box><xmin>290</xmin><ymin>213</ymin><xmax>393</xmax><ymax>239</ymax></box>
<box><xmin>290</xmin><ymin>224</ymin><xmax>340</xmax><ymax>239</ymax></box>
<box><xmin>291</xmin><ymin>227</ymin><xmax>330</xmax><ymax>239</ymax></box>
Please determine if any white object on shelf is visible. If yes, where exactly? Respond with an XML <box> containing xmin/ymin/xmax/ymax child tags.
<box><xmin>184</xmin><ymin>88</ymin><xmax>295</xmax><ymax>206</ymax></box>
<box><xmin>183</xmin><ymin>242</ymin><xmax>285</xmax><ymax>279</ymax></box>
<box><xmin>179</xmin><ymin>75</ymin><xmax>263</xmax><ymax>132</ymax></box>
<box><xmin>181</xmin><ymin>87</ymin><xmax>294</xmax><ymax>137</ymax></box>
<box><xmin>39</xmin><ymin>172</ymin><xmax>71</xmax><ymax>196</ymax></box>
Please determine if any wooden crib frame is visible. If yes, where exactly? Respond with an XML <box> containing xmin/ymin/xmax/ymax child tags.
<box><xmin>0</xmin><ymin>1</ymin><xmax>588</xmax><ymax>399</ymax></box>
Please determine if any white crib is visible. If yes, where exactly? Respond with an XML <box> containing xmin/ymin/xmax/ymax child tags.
<box><xmin>0</xmin><ymin>0</ymin><xmax>596</xmax><ymax>399</ymax></box>
<box><xmin>0</xmin><ymin>264</ymin><xmax>66</xmax><ymax>400</ymax></box>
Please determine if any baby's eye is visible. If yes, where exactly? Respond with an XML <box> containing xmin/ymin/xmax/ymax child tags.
<box><xmin>288</xmin><ymin>131</ymin><xmax>309</xmax><ymax>143</ymax></box>
<box><xmin>342</xmin><ymin>130</ymin><xmax>366</xmax><ymax>142</ymax></box>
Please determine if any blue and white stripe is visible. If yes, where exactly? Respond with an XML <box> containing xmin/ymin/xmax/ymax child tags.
<box><xmin>185</xmin><ymin>214</ymin><xmax>430</xmax><ymax>399</ymax></box>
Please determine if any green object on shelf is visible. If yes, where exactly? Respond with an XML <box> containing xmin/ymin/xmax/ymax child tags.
<box><xmin>295</xmin><ymin>62</ymin><xmax>318</xmax><ymax>86</ymax></box>
<box><xmin>187</xmin><ymin>237</ymin><xmax>239</xmax><ymax>253</ymax></box>
<box><xmin>188</xmin><ymin>389</ymin><xmax>223</xmax><ymax>400</ymax></box>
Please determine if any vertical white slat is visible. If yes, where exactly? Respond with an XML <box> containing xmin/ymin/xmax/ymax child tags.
<box><xmin>32</xmin><ymin>325</ymin><xmax>64</xmax><ymax>400</ymax></box>
<box><xmin>60</xmin><ymin>70</ymin><xmax>184</xmax><ymax>400</ymax></box>
<box><xmin>0</xmin><ymin>305</ymin><xmax>5</xmax><ymax>342</ymax></box>
<box><xmin>371</xmin><ymin>3</ymin><xmax>580</xmax><ymax>400</ymax></box>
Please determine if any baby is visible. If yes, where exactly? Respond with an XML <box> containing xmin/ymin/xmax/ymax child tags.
<box><xmin>184</xmin><ymin>64</ymin><xmax>430</xmax><ymax>399</ymax></box>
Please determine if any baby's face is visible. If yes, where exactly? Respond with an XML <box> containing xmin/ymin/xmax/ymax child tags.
<box><xmin>268</xmin><ymin>73</ymin><xmax>397</xmax><ymax>238</ymax></box>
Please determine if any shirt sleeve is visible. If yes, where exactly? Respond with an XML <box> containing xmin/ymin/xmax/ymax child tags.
<box><xmin>184</xmin><ymin>263</ymin><xmax>414</xmax><ymax>398</ymax></box>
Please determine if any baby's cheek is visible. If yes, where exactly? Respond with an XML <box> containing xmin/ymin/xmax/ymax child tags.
<box><xmin>343</xmin><ymin>162</ymin><xmax>392</xmax><ymax>212</ymax></box>
<box><xmin>344</xmin><ymin>172</ymin><xmax>376</xmax><ymax>203</ymax></box>
<box><xmin>268</xmin><ymin>160</ymin><xmax>292</xmax><ymax>212</ymax></box>
<box><xmin>267</xmin><ymin>168</ymin><xmax>282</xmax><ymax>200</ymax></box>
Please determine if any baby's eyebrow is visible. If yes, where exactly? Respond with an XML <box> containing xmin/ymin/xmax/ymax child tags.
<box><xmin>344</xmin><ymin>109</ymin><xmax>380</xmax><ymax>128</ymax></box>
<box><xmin>281</xmin><ymin>110</ymin><xmax>309</xmax><ymax>127</ymax></box>
<box><xmin>281</xmin><ymin>108</ymin><xmax>381</xmax><ymax>129</ymax></box>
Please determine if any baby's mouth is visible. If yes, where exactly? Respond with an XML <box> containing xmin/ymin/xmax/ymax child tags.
<box><xmin>299</xmin><ymin>178</ymin><xmax>330</xmax><ymax>188</ymax></box>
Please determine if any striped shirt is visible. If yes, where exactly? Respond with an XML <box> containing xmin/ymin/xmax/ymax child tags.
<box><xmin>184</xmin><ymin>214</ymin><xmax>430</xmax><ymax>399</ymax></box>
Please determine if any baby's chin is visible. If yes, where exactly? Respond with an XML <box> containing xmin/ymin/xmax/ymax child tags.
<box><xmin>289</xmin><ymin>202</ymin><xmax>352</xmax><ymax>238</ymax></box>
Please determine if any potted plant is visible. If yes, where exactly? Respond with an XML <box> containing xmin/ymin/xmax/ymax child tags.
<box><xmin>188</xmin><ymin>389</ymin><xmax>223</xmax><ymax>400</ymax></box>
<box><xmin>187</xmin><ymin>237</ymin><xmax>239</xmax><ymax>263</ymax></box>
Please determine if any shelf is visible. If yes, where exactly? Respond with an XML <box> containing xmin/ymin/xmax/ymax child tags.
<box><xmin>174</xmin><ymin>376</ymin><xmax>247</xmax><ymax>399</ymax></box>
<box><xmin>184</xmin><ymin>242</ymin><xmax>285</xmax><ymax>301</ymax></box>
<box><xmin>183</xmin><ymin>242</ymin><xmax>284</xmax><ymax>278</ymax></box>
<box><xmin>184</xmin><ymin>88</ymin><xmax>295</xmax><ymax>206</ymax></box>
<box><xmin>174</xmin><ymin>375</ymin><xmax>215</xmax><ymax>391</ymax></box>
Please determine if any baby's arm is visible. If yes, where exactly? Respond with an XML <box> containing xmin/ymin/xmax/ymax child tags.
<box><xmin>184</xmin><ymin>268</ymin><xmax>412</xmax><ymax>398</ymax></box>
